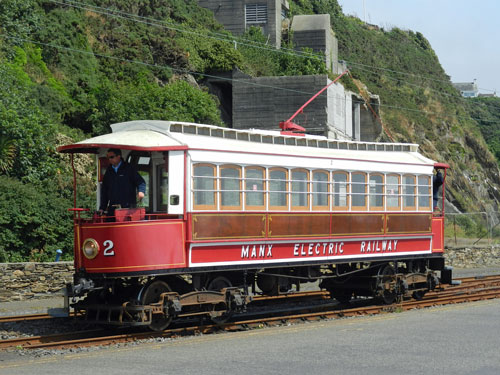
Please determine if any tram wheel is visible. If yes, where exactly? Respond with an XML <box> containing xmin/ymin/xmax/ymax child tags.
<box><xmin>378</xmin><ymin>264</ymin><xmax>397</xmax><ymax>304</ymax></box>
<box><xmin>140</xmin><ymin>280</ymin><xmax>172</xmax><ymax>331</ymax></box>
<box><xmin>207</xmin><ymin>276</ymin><xmax>234</xmax><ymax>324</ymax></box>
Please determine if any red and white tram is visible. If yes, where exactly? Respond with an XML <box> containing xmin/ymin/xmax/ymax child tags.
<box><xmin>59</xmin><ymin>120</ymin><xmax>452</xmax><ymax>330</ymax></box>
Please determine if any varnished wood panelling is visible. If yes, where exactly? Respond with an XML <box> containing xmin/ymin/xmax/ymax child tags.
<box><xmin>386</xmin><ymin>214</ymin><xmax>432</xmax><ymax>234</ymax></box>
<box><xmin>269</xmin><ymin>214</ymin><xmax>330</xmax><ymax>237</ymax></box>
<box><xmin>192</xmin><ymin>214</ymin><xmax>266</xmax><ymax>240</ymax></box>
<box><xmin>331</xmin><ymin>214</ymin><xmax>384</xmax><ymax>235</ymax></box>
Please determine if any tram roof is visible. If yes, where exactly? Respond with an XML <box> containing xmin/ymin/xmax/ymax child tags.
<box><xmin>57</xmin><ymin>120</ymin><xmax>439</xmax><ymax>166</ymax></box>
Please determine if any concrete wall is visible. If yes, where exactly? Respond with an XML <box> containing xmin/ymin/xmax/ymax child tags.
<box><xmin>198</xmin><ymin>0</ymin><xmax>289</xmax><ymax>47</ymax></box>
<box><xmin>233</xmin><ymin>74</ymin><xmax>330</xmax><ymax>135</ymax></box>
<box><xmin>291</xmin><ymin>14</ymin><xmax>338</xmax><ymax>73</ymax></box>
<box><xmin>233</xmin><ymin>74</ymin><xmax>358</xmax><ymax>140</ymax></box>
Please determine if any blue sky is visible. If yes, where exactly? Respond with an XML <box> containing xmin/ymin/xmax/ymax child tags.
<box><xmin>337</xmin><ymin>0</ymin><xmax>499</xmax><ymax>94</ymax></box>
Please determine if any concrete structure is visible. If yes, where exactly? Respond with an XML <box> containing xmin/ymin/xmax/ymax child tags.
<box><xmin>198</xmin><ymin>0</ymin><xmax>289</xmax><ymax>47</ymax></box>
<box><xmin>231</xmin><ymin>74</ymin><xmax>381</xmax><ymax>141</ymax></box>
<box><xmin>453</xmin><ymin>80</ymin><xmax>479</xmax><ymax>98</ymax></box>
<box><xmin>291</xmin><ymin>14</ymin><xmax>339</xmax><ymax>73</ymax></box>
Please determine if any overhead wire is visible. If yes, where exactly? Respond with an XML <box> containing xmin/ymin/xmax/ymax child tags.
<box><xmin>2</xmin><ymin>0</ymin><xmax>499</xmax><ymax>126</ymax></box>
<box><xmin>48</xmin><ymin>0</ymin><xmax>498</xmax><ymax>94</ymax></box>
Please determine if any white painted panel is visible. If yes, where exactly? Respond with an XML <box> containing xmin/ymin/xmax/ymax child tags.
<box><xmin>188</xmin><ymin>150</ymin><xmax>434</xmax><ymax>175</ymax></box>
<box><xmin>168</xmin><ymin>151</ymin><xmax>185</xmax><ymax>215</ymax></box>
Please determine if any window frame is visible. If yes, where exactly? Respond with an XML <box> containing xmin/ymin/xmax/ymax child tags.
<box><xmin>244</xmin><ymin>166</ymin><xmax>266</xmax><ymax>211</ymax></box>
<box><xmin>386</xmin><ymin>174</ymin><xmax>401</xmax><ymax>211</ymax></box>
<box><xmin>219</xmin><ymin>164</ymin><xmax>242</xmax><ymax>210</ymax></box>
<box><xmin>351</xmin><ymin>172</ymin><xmax>368</xmax><ymax>211</ymax></box>
<box><xmin>417</xmin><ymin>175</ymin><xmax>432</xmax><ymax>211</ymax></box>
<box><xmin>369</xmin><ymin>173</ymin><xmax>385</xmax><ymax>211</ymax></box>
<box><xmin>192</xmin><ymin>163</ymin><xmax>217</xmax><ymax>211</ymax></box>
<box><xmin>290</xmin><ymin>168</ymin><xmax>310</xmax><ymax>211</ymax></box>
<box><xmin>402</xmin><ymin>174</ymin><xmax>417</xmax><ymax>211</ymax></box>
<box><xmin>332</xmin><ymin>171</ymin><xmax>349</xmax><ymax>211</ymax></box>
<box><xmin>312</xmin><ymin>170</ymin><xmax>330</xmax><ymax>211</ymax></box>
<box><xmin>268</xmin><ymin>167</ymin><xmax>289</xmax><ymax>211</ymax></box>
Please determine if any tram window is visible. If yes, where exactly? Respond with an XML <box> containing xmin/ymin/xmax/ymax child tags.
<box><xmin>269</xmin><ymin>168</ymin><xmax>288</xmax><ymax>210</ymax></box>
<box><xmin>351</xmin><ymin>172</ymin><xmax>367</xmax><ymax>210</ymax></box>
<box><xmin>193</xmin><ymin>164</ymin><xmax>217</xmax><ymax>210</ymax></box>
<box><xmin>386</xmin><ymin>174</ymin><xmax>400</xmax><ymax>210</ymax></box>
<box><xmin>369</xmin><ymin>174</ymin><xmax>384</xmax><ymax>210</ymax></box>
<box><xmin>291</xmin><ymin>169</ymin><xmax>309</xmax><ymax>210</ymax></box>
<box><xmin>418</xmin><ymin>175</ymin><xmax>431</xmax><ymax>210</ymax></box>
<box><xmin>332</xmin><ymin>172</ymin><xmax>348</xmax><ymax>211</ymax></box>
<box><xmin>403</xmin><ymin>175</ymin><xmax>416</xmax><ymax>210</ymax></box>
<box><xmin>157</xmin><ymin>164</ymin><xmax>168</xmax><ymax>211</ymax></box>
<box><xmin>245</xmin><ymin>167</ymin><xmax>265</xmax><ymax>210</ymax></box>
<box><xmin>312</xmin><ymin>170</ymin><xmax>329</xmax><ymax>210</ymax></box>
<box><xmin>220</xmin><ymin>165</ymin><xmax>242</xmax><ymax>210</ymax></box>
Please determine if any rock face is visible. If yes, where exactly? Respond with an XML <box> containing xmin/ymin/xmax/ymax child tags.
<box><xmin>0</xmin><ymin>250</ymin><xmax>498</xmax><ymax>302</ymax></box>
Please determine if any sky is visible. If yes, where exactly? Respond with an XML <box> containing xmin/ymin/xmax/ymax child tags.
<box><xmin>337</xmin><ymin>0</ymin><xmax>499</xmax><ymax>94</ymax></box>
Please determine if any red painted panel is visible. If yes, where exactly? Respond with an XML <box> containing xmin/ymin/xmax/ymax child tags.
<box><xmin>190</xmin><ymin>236</ymin><xmax>432</xmax><ymax>267</ymax></box>
<box><xmin>432</xmin><ymin>217</ymin><xmax>444</xmax><ymax>253</ymax></box>
<box><xmin>78</xmin><ymin>220</ymin><xmax>186</xmax><ymax>273</ymax></box>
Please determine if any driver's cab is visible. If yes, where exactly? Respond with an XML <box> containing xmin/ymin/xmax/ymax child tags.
<box><xmin>97</xmin><ymin>149</ymin><xmax>184</xmax><ymax>218</ymax></box>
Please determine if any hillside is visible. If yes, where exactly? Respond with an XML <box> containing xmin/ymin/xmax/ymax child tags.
<box><xmin>0</xmin><ymin>0</ymin><xmax>499</xmax><ymax>261</ymax></box>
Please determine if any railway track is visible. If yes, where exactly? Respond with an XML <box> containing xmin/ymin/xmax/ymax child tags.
<box><xmin>2</xmin><ymin>275</ymin><xmax>500</xmax><ymax>351</ymax></box>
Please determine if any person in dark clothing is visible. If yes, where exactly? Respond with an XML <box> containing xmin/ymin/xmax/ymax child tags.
<box><xmin>99</xmin><ymin>148</ymin><xmax>146</xmax><ymax>216</ymax></box>
<box><xmin>432</xmin><ymin>169</ymin><xmax>444</xmax><ymax>210</ymax></box>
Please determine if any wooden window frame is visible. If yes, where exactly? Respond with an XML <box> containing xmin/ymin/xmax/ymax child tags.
<box><xmin>291</xmin><ymin>168</ymin><xmax>310</xmax><ymax>211</ymax></box>
<box><xmin>403</xmin><ymin>174</ymin><xmax>416</xmax><ymax>211</ymax></box>
<box><xmin>312</xmin><ymin>170</ymin><xmax>330</xmax><ymax>211</ymax></box>
<box><xmin>219</xmin><ymin>164</ymin><xmax>242</xmax><ymax>210</ymax></box>
<box><xmin>417</xmin><ymin>175</ymin><xmax>431</xmax><ymax>211</ymax></box>
<box><xmin>268</xmin><ymin>167</ymin><xmax>288</xmax><ymax>211</ymax></box>
<box><xmin>244</xmin><ymin>166</ymin><xmax>266</xmax><ymax>211</ymax></box>
<box><xmin>351</xmin><ymin>172</ymin><xmax>368</xmax><ymax>211</ymax></box>
<box><xmin>386</xmin><ymin>174</ymin><xmax>401</xmax><ymax>211</ymax></box>
<box><xmin>192</xmin><ymin>163</ymin><xmax>217</xmax><ymax>211</ymax></box>
<box><xmin>332</xmin><ymin>171</ymin><xmax>349</xmax><ymax>211</ymax></box>
<box><xmin>369</xmin><ymin>173</ymin><xmax>385</xmax><ymax>211</ymax></box>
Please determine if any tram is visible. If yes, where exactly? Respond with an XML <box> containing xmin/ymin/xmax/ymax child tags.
<box><xmin>59</xmin><ymin>120</ymin><xmax>452</xmax><ymax>330</ymax></box>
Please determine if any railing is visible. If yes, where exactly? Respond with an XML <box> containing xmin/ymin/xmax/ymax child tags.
<box><xmin>445</xmin><ymin>211</ymin><xmax>500</xmax><ymax>247</ymax></box>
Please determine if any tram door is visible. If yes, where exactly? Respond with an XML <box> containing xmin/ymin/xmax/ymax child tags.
<box><xmin>127</xmin><ymin>151</ymin><xmax>152</xmax><ymax>212</ymax></box>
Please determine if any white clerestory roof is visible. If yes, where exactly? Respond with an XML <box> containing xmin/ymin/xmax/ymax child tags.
<box><xmin>57</xmin><ymin>120</ymin><xmax>438</xmax><ymax>168</ymax></box>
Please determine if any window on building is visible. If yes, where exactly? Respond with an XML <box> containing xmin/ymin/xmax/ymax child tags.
<box><xmin>351</xmin><ymin>172</ymin><xmax>367</xmax><ymax>210</ymax></box>
<box><xmin>246</xmin><ymin>4</ymin><xmax>267</xmax><ymax>24</ymax></box>
<box><xmin>245</xmin><ymin>167</ymin><xmax>265</xmax><ymax>210</ymax></box>
<box><xmin>220</xmin><ymin>165</ymin><xmax>242</xmax><ymax>210</ymax></box>
<box><xmin>333</xmin><ymin>172</ymin><xmax>348</xmax><ymax>210</ymax></box>
<box><xmin>269</xmin><ymin>168</ymin><xmax>288</xmax><ymax>210</ymax></box>
<box><xmin>193</xmin><ymin>164</ymin><xmax>217</xmax><ymax>210</ymax></box>
<box><xmin>291</xmin><ymin>169</ymin><xmax>309</xmax><ymax>210</ymax></box>
<box><xmin>312</xmin><ymin>170</ymin><xmax>329</xmax><ymax>210</ymax></box>
<box><xmin>418</xmin><ymin>175</ymin><xmax>431</xmax><ymax>210</ymax></box>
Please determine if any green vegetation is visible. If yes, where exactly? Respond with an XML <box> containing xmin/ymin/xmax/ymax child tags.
<box><xmin>0</xmin><ymin>0</ymin><xmax>499</xmax><ymax>260</ymax></box>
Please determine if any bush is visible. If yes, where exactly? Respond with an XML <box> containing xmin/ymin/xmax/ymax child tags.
<box><xmin>0</xmin><ymin>176</ymin><xmax>73</xmax><ymax>262</ymax></box>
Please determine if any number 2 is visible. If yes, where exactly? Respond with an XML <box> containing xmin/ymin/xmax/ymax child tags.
<box><xmin>103</xmin><ymin>240</ymin><xmax>115</xmax><ymax>256</ymax></box>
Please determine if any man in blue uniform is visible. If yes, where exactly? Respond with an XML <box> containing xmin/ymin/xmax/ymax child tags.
<box><xmin>99</xmin><ymin>148</ymin><xmax>146</xmax><ymax>216</ymax></box>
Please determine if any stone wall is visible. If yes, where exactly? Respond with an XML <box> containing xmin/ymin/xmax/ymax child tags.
<box><xmin>0</xmin><ymin>262</ymin><xmax>73</xmax><ymax>302</ymax></box>
<box><xmin>0</xmin><ymin>248</ymin><xmax>499</xmax><ymax>302</ymax></box>
<box><xmin>444</xmin><ymin>246</ymin><xmax>500</xmax><ymax>268</ymax></box>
